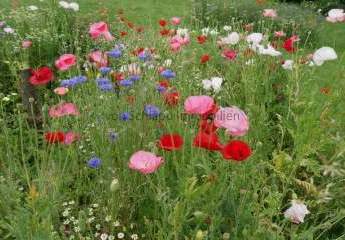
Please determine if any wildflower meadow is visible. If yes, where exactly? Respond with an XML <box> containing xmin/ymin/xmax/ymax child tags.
<box><xmin>0</xmin><ymin>0</ymin><xmax>344</xmax><ymax>239</ymax></box>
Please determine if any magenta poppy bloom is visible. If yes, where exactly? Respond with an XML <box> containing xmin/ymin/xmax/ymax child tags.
<box><xmin>89</xmin><ymin>22</ymin><xmax>114</xmax><ymax>41</ymax></box>
<box><xmin>48</xmin><ymin>102</ymin><xmax>80</xmax><ymax>118</ymax></box>
<box><xmin>222</xmin><ymin>49</ymin><xmax>237</xmax><ymax>61</ymax></box>
<box><xmin>128</xmin><ymin>151</ymin><xmax>164</xmax><ymax>174</ymax></box>
<box><xmin>184</xmin><ymin>96</ymin><xmax>215</xmax><ymax>115</ymax></box>
<box><xmin>55</xmin><ymin>54</ymin><xmax>77</xmax><ymax>71</ymax></box>
<box><xmin>214</xmin><ymin>107</ymin><xmax>249</xmax><ymax>136</ymax></box>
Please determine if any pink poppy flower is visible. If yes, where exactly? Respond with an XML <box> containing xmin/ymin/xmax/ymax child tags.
<box><xmin>89</xmin><ymin>22</ymin><xmax>114</xmax><ymax>41</ymax></box>
<box><xmin>326</xmin><ymin>9</ymin><xmax>345</xmax><ymax>23</ymax></box>
<box><xmin>214</xmin><ymin>107</ymin><xmax>249</xmax><ymax>136</ymax></box>
<box><xmin>263</xmin><ymin>9</ymin><xmax>278</xmax><ymax>19</ymax></box>
<box><xmin>184</xmin><ymin>96</ymin><xmax>215</xmax><ymax>115</ymax></box>
<box><xmin>171</xmin><ymin>17</ymin><xmax>181</xmax><ymax>25</ymax></box>
<box><xmin>64</xmin><ymin>132</ymin><xmax>80</xmax><ymax>145</ymax></box>
<box><xmin>49</xmin><ymin>102</ymin><xmax>80</xmax><ymax>118</ymax></box>
<box><xmin>274</xmin><ymin>31</ymin><xmax>286</xmax><ymax>38</ymax></box>
<box><xmin>54</xmin><ymin>87</ymin><xmax>69</xmax><ymax>95</ymax></box>
<box><xmin>22</xmin><ymin>40</ymin><xmax>32</xmax><ymax>48</ymax></box>
<box><xmin>88</xmin><ymin>50</ymin><xmax>108</xmax><ymax>67</ymax></box>
<box><xmin>222</xmin><ymin>49</ymin><xmax>237</xmax><ymax>61</ymax></box>
<box><xmin>55</xmin><ymin>54</ymin><xmax>76</xmax><ymax>71</ymax></box>
<box><xmin>128</xmin><ymin>151</ymin><xmax>164</xmax><ymax>174</ymax></box>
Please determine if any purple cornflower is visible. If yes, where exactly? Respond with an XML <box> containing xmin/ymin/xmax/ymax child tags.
<box><xmin>144</xmin><ymin>105</ymin><xmax>160</xmax><ymax>118</ymax></box>
<box><xmin>119</xmin><ymin>112</ymin><xmax>131</xmax><ymax>121</ymax></box>
<box><xmin>107</xmin><ymin>49</ymin><xmax>122</xmax><ymax>58</ymax></box>
<box><xmin>119</xmin><ymin>79</ymin><xmax>133</xmax><ymax>87</ymax></box>
<box><xmin>160</xmin><ymin>69</ymin><xmax>176</xmax><ymax>79</ymax></box>
<box><xmin>99</xmin><ymin>67</ymin><xmax>112</xmax><ymax>75</ymax></box>
<box><xmin>88</xmin><ymin>157</ymin><xmax>102</xmax><ymax>168</ymax></box>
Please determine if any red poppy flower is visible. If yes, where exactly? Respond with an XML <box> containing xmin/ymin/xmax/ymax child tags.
<box><xmin>45</xmin><ymin>131</ymin><xmax>65</xmax><ymax>144</ymax></box>
<box><xmin>283</xmin><ymin>36</ymin><xmax>299</xmax><ymax>53</ymax></box>
<box><xmin>200</xmin><ymin>54</ymin><xmax>211</xmax><ymax>64</ymax></box>
<box><xmin>164</xmin><ymin>91</ymin><xmax>180</xmax><ymax>106</ymax></box>
<box><xmin>197</xmin><ymin>35</ymin><xmax>207</xmax><ymax>44</ymax></box>
<box><xmin>160</xmin><ymin>28</ymin><xmax>170</xmax><ymax>36</ymax></box>
<box><xmin>132</xmin><ymin>47</ymin><xmax>145</xmax><ymax>56</ymax></box>
<box><xmin>199</xmin><ymin>119</ymin><xmax>218</xmax><ymax>134</ymax></box>
<box><xmin>29</xmin><ymin>66</ymin><xmax>54</xmax><ymax>85</ymax></box>
<box><xmin>159</xmin><ymin>79</ymin><xmax>170</xmax><ymax>88</ymax></box>
<box><xmin>221</xmin><ymin>140</ymin><xmax>251</xmax><ymax>161</ymax></box>
<box><xmin>158</xmin><ymin>134</ymin><xmax>184</xmax><ymax>151</ymax></box>
<box><xmin>159</xmin><ymin>19</ymin><xmax>167</xmax><ymax>27</ymax></box>
<box><xmin>127</xmin><ymin>21</ymin><xmax>134</xmax><ymax>29</ymax></box>
<box><xmin>113</xmin><ymin>72</ymin><xmax>124</xmax><ymax>81</ymax></box>
<box><xmin>193</xmin><ymin>131</ymin><xmax>223</xmax><ymax>151</ymax></box>
<box><xmin>120</xmin><ymin>31</ymin><xmax>128</xmax><ymax>37</ymax></box>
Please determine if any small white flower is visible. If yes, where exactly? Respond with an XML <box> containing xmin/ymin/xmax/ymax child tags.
<box><xmin>202</xmin><ymin>77</ymin><xmax>223</xmax><ymax>92</ymax></box>
<box><xmin>100</xmin><ymin>233</ymin><xmax>108</xmax><ymax>240</ymax></box>
<box><xmin>95</xmin><ymin>224</ymin><xmax>101</xmax><ymax>230</ymax></box>
<box><xmin>69</xmin><ymin>2</ymin><xmax>79</xmax><ymax>11</ymax></box>
<box><xmin>284</xmin><ymin>200</ymin><xmax>310</xmax><ymax>224</ymax></box>
<box><xmin>2</xmin><ymin>97</ymin><xmax>10</xmax><ymax>102</ymax></box>
<box><xmin>163</xmin><ymin>59</ymin><xmax>172</xmax><ymax>67</ymax></box>
<box><xmin>27</xmin><ymin>5</ymin><xmax>38</xmax><ymax>11</ymax></box>
<box><xmin>131</xmin><ymin>234</ymin><xmax>139</xmax><ymax>240</ymax></box>
<box><xmin>312</xmin><ymin>47</ymin><xmax>337</xmax><ymax>66</ymax></box>
<box><xmin>105</xmin><ymin>215</ymin><xmax>112</xmax><ymax>222</ymax></box>
<box><xmin>117</xmin><ymin>232</ymin><xmax>125</xmax><ymax>239</ymax></box>
<box><xmin>282</xmin><ymin>60</ymin><xmax>294</xmax><ymax>70</ymax></box>
<box><xmin>223</xmin><ymin>25</ymin><xmax>232</xmax><ymax>31</ymax></box>
<box><xmin>209</xmin><ymin>29</ymin><xmax>219</xmax><ymax>36</ymax></box>
<box><xmin>201</xmin><ymin>27</ymin><xmax>210</xmax><ymax>36</ymax></box>
<box><xmin>73</xmin><ymin>226</ymin><xmax>80</xmax><ymax>233</ymax></box>
<box><xmin>113</xmin><ymin>220</ymin><xmax>121</xmax><ymax>227</ymax></box>
<box><xmin>62</xmin><ymin>209</ymin><xmax>70</xmax><ymax>217</ymax></box>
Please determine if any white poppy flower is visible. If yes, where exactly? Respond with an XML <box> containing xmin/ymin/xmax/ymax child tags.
<box><xmin>209</xmin><ymin>29</ymin><xmax>219</xmax><ymax>36</ymax></box>
<box><xmin>202</xmin><ymin>77</ymin><xmax>223</xmax><ymax>92</ymax></box>
<box><xmin>3</xmin><ymin>27</ymin><xmax>14</xmax><ymax>34</ymax></box>
<box><xmin>326</xmin><ymin>9</ymin><xmax>345</xmax><ymax>23</ymax></box>
<box><xmin>256</xmin><ymin>44</ymin><xmax>282</xmax><ymax>57</ymax></box>
<box><xmin>284</xmin><ymin>201</ymin><xmax>310</xmax><ymax>224</ymax></box>
<box><xmin>58</xmin><ymin>1</ymin><xmax>79</xmax><ymax>12</ymax></box>
<box><xmin>312</xmin><ymin>47</ymin><xmax>337</xmax><ymax>66</ymax></box>
<box><xmin>69</xmin><ymin>3</ymin><xmax>79</xmax><ymax>12</ymax></box>
<box><xmin>220</xmin><ymin>32</ymin><xmax>240</xmax><ymax>45</ymax></box>
<box><xmin>177</xmin><ymin>28</ymin><xmax>189</xmax><ymax>37</ymax></box>
<box><xmin>282</xmin><ymin>60</ymin><xmax>294</xmax><ymax>70</ymax></box>
<box><xmin>246</xmin><ymin>33</ymin><xmax>263</xmax><ymax>45</ymax></box>
<box><xmin>58</xmin><ymin>1</ymin><xmax>69</xmax><ymax>9</ymax></box>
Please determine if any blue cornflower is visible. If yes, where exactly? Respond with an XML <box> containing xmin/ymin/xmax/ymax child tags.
<box><xmin>107</xmin><ymin>49</ymin><xmax>122</xmax><ymax>58</ymax></box>
<box><xmin>156</xmin><ymin>85</ymin><xmax>166</xmax><ymax>93</ymax></box>
<box><xmin>60</xmin><ymin>75</ymin><xmax>87</xmax><ymax>88</ymax></box>
<box><xmin>96</xmin><ymin>78</ymin><xmax>113</xmax><ymax>91</ymax></box>
<box><xmin>119</xmin><ymin>79</ymin><xmax>133</xmax><ymax>87</ymax></box>
<box><xmin>88</xmin><ymin>157</ymin><xmax>102</xmax><ymax>169</ymax></box>
<box><xmin>99</xmin><ymin>67</ymin><xmax>112</xmax><ymax>75</ymax></box>
<box><xmin>138</xmin><ymin>51</ymin><xmax>151</xmax><ymax>61</ymax></box>
<box><xmin>129</xmin><ymin>75</ymin><xmax>140</xmax><ymax>81</ymax></box>
<box><xmin>119</xmin><ymin>112</ymin><xmax>131</xmax><ymax>121</ymax></box>
<box><xmin>144</xmin><ymin>104</ymin><xmax>160</xmax><ymax>118</ymax></box>
<box><xmin>160</xmin><ymin>69</ymin><xmax>176</xmax><ymax>79</ymax></box>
